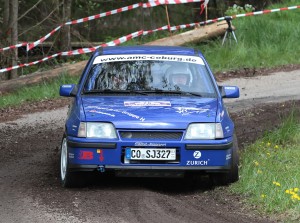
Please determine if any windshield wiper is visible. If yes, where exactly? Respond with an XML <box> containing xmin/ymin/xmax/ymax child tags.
<box><xmin>140</xmin><ymin>89</ymin><xmax>182</xmax><ymax>94</ymax></box>
<box><xmin>184</xmin><ymin>92</ymin><xmax>202</xmax><ymax>97</ymax></box>
<box><xmin>83</xmin><ymin>89</ymin><xmax>148</xmax><ymax>95</ymax></box>
<box><xmin>127</xmin><ymin>90</ymin><xmax>148</xmax><ymax>95</ymax></box>
<box><xmin>84</xmin><ymin>89</ymin><xmax>201</xmax><ymax>97</ymax></box>
<box><xmin>141</xmin><ymin>90</ymin><xmax>202</xmax><ymax>97</ymax></box>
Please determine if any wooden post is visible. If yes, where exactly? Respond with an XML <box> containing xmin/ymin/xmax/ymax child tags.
<box><xmin>165</xmin><ymin>5</ymin><xmax>172</xmax><ymax>35</ymax></box>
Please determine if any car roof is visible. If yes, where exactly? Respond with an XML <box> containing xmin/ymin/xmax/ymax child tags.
<box><xmin>99</xmin><ymin>45</ymin><xmax>204</xmax><ymax>57</ymax></box>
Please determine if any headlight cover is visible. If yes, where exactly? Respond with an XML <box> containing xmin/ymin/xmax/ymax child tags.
<box><xmin>184</xmin><ymin>123</ymin><xmax>224</xmax><ymax>140</ymax></box>
<box><xmin>78</xmin><ymin>122</ymin><xmax>117</xmax><ymax>139</ymax></box>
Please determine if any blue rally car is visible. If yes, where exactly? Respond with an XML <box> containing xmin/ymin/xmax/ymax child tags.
<box><xmin>59</xmin><ymin>45</ymin><xmax>240</xmax><ymax>187</ymax></box>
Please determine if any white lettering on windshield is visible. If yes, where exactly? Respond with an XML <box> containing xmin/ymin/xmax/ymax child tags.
<box><xmin>93</xmin><ymin>54</ymin><xmax>204</xmax><ymax>65</ymax></box>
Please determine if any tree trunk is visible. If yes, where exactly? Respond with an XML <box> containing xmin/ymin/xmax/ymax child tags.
<box><xmin>145</xmin><ymin>20</ymin><xmax>228</xmax><ymax>46</ymax></box>
<box><xmin>61</xmin><ymin>0</ymin><xmax>72</xmax><ymax>52</ymax></box>
<box><xmin>8</xmin><ymin>0</ymin><xmax>19</xmax><ymax>79</ymax></box>
<box><xmin>3</xmin><ymin>0</ymin><xmax>9</xmax><ymax>35</ymax></box>
<box><xmin>0</xmin><ymin>0</ymin><xmax>10</xmax><ymax>80</ymax></box>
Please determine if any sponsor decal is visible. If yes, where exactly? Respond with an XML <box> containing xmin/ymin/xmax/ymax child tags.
<box><xmin>186</xmin><ymin>160</ymin><xmax>209</xmax><ymax>166</ymax></box>
<box><xmin>87</xmin><ymin>106</ymin><xmax>145</xmax><ymax>122</ymax></box>
<box><xmin>193</xmin><ymin>151</ymin><xmax>202</xmax><ymax>159</ymax></box>
<box><xmin>186</xmin><ymin>151</ymin><xmax>209</xmax><ymax>166</ymax></box>
<box><xmin>93</xmin><ymin>54</ymin><xmax>205</xmax><ymax>65</ymax></box>
<box><xmin>220</xmin><ymin>110</ymin><xmax>225</xmax><ymax>118</ymax></box>
<box><xmin>68</xmin><ymin>153</ymin><xmax>74</xmax><ymax>159</ymax></box>
<box><xmin>174</xmin><ymin>107</ymin><xmax>210</xmax><ymax>116</ymax></box>
<box><xmin>79</xmin><ymin>151</ymin><xmax>93</xmax><ymax>160</ymax></box>
<box><xmin>124</xmin><ymin>101</ymin><xmax>171</xmax><ymax>107</ymax></box>
<box><xmin>97</xmin><ymin>149</ymin><xmax>104</xmax><ymax>162</ymax></box>
<box><xmin>226</xmin><ymin>153</ymin><xmax>232</xmax><ymax>160</ymax></box>
<box><xmin>224</xmin><ymin>86</ymin><xmax>236</xmax><ymax>90</ymax></box>
<box><xmin>89</xmin><ymin>109</ymin><xmax>115</xmax><ymax>117</ymax></box>
<box><xmin>134</xmin><ymin>142</ymin><xmax>167</xmax><ymax>147</ymax></box>
<box><xmin>62</xmin><ymin>84</ymin><xmax>73</xmax><ymax>88</ymax></box>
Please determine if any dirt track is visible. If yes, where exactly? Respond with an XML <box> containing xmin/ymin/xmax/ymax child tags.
<box><xmin>1</xmin><ymin>69</ymin><xmax>300</xmax><ymax>223</ymax></box>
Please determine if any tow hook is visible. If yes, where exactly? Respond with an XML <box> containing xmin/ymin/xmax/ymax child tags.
<box><xmin>97</xmin><ymin>165</ymin><xmax>105</xmax><ymax>173</ymax></box>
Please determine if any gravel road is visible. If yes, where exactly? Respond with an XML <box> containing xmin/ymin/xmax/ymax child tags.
<box><xmin>1</xmin><ymin>69</ymin><xmax>300</xmax><ymax>223</ymax></box>
<box><xmin>223</xmin><ymin>69</ymin><xmax>300</xmax><ymax>111</ymax></box>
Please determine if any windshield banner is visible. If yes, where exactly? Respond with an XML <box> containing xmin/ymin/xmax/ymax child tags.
<box><xmin>93</xmin><ymin>54</ymin><xmax>204</xmax><ymax>65</ymax></box>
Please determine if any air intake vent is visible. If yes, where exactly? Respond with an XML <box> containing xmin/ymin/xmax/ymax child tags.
<box><xmin>119</xmin><ymin>131</ymin><xmax>182</xmax><ymax>140</ymax></box>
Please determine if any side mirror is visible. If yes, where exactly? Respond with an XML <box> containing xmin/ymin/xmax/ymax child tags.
<box><xmin>59</xmin><ymin>84</ymin><xmax>78</xmax><ymax>97</ymax></box>
<box><xmin>219</xmin><ymin>85</ymin><xmax>239</xmax><ymax>98</ymax></box>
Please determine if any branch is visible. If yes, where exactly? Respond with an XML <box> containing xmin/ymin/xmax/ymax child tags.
<box><xmin>18</xmin><ymin>0</ymin><xmax>44</xmax><ymax>22</ymax></box>
<box><xmin>19</xmin><ymin>2</ymin><xmax>63</xmax><ymax>37</ymax></box>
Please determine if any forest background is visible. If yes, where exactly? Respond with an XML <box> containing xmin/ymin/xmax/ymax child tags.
<box><xmin>0</xmin><ymin>0</ymin><xmax>282</xmax><ymax>80</ymax></box>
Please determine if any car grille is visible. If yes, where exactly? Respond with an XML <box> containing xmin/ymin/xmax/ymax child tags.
<box><xmin>119</xmin><ymin>131</ymin><xmax>183</xmax><ymax>140</ymax></box>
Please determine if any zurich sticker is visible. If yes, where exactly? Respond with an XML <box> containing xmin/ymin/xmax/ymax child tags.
<box><xmin>193</xmin><ymin>151</ymin><xmax>201</xmax><ymax>159</ymax></box>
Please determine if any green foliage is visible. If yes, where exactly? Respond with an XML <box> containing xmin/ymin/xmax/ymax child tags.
<box><xmin>264</xmin><ymin>109</ymin><xmax>300</xmax><ymax>145</ymax></box>
<box><xmin>192</xmin><ymin>0</ymin><xmax>300</xmax><ymax>73</ymax></box>
<box><xmin>225</xmin><ymin>4</ymin><xmax>255</xmax><ymax>16</ymax></box>
<box><xmin>77</xmin><ymin>54</ymin><xmax>90</xmax><ymax>61</ymax></box>
<box><xmin>230</xmin><ymin>110</ymin><xmax>300</xmax><ymax>221</ymax></box>
<box><xmin>0</xmin><ymin>73</ymin><xmax>79</xmax><ymax>108</ymax></box>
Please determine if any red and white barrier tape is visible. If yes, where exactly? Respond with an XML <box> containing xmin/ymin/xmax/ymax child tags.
<box><xmin>144</xmin><ymin>0</ymin><xmax>202</xmax><ymax>7</ymax></box>
<box><xmin>0</xmin><ymin>42</ymin><xmax>28</xmax><ymax>52</ymax></box>
<box><xmin>26</xmin><ymin>0</ymin><xmax>202</xmax><ymax>51</ymax></box>
<box><xmin>0</xmin><ymin>25</ymin><xmax>182</xmax><ymax>73</ymax></box>
<box><xmin>1</xmin><ymin>0</ymin><xmax>204</xmax><ymax>52</ymax></box>
<box><xmin>26</xmin><ymin>26</ymin><xmax>63</xmax><ymax>51</ymax></box>
<box><xmin>233</xmin><ymin>5</ymin><xmax>300</xmax><ymax>18</ymax></box>
<box><xmin>1</xmin><ymin>4</ymin><xmax>300</xmax><ymax>73</ymax></box>
<box><xmin>0</xmin><ymin>30</ymin><xmax>145</xmax><ymax>73</ymax></box>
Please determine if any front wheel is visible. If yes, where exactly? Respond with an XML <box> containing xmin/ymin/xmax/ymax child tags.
<box><xmin>211</xmin><ymin>134</ymin><xmax>239</xmax><ymax>186</ymax></box>
<box><xmin>60</xmin><ymin>135</ymin><xmax>87</xmax><ymax>188</ymax></box>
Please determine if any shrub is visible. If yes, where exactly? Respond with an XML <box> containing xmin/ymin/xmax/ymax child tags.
<box><xmin>225</xmin><ymin>4</ymin><xmax>255</xmax><ymax>16</ymax></box>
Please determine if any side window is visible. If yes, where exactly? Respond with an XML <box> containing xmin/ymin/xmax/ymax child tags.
<box><xmin>79</xmin><ymin>55</ymin><xmax>95</xmax><ymax>85</ymax></box>
<box><xmin>194</xmin><ymin>64</ymin><xmax>216</xmax><ymax>94</ymax></box>
<box><xmin>85</xmin><ymin>64</ymin><xmax>102</xmax><ymax>91</ymax></box>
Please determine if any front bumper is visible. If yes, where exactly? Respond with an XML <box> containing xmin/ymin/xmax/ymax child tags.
<box><xmin>66</xmin><ymin>136</ymin><xmax>234</xmax><ymax>175</ymax></box>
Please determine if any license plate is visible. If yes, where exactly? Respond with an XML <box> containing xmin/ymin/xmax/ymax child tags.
<box><xmin>125</xmin><ymin>148</ymin><xmax>176</xmax><ymax>160</ymax></box>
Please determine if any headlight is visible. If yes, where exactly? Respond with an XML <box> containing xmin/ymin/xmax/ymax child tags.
<box><xmin>184</xmin><ymin>123</ymin><xmax>224</xmax><ymax>139</ymax></box>
<box><xmin>78</xmin><ymin>122</ymin><xmax>117</xmax><ymax>139</ymax></box>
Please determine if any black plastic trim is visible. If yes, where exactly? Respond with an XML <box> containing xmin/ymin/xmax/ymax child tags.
<box><xmin>67</xmin><ymin>164</ymin><xmax>230</xmax><ymax>172</ymax></box>
<box><xmin>96</xmin><ymin>47</ymin><xmax>103</xmax><ymax>55</ymax></box>
<box><xmin>185</xmin><ymin>142</ymin><xmax>233</xmax><ymax>150</ymax></box>
<box><xmin>67</xmin><ymin>140</ymin><xmax>116</xmax><ymax>149</ymax></box>
<box><xmin>106</xmin><ymin>165</ymin><xmax>229</xmax><ymax>170</ymax></box>
<box><xmin>68</xmin><ymin>164</ymin><xmax>98</xmax><ymax>172</ymax></box>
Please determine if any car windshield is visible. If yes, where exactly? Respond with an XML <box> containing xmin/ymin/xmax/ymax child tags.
<box><xmin>83</xmin><ymin>55</ymin><xmax>216</xmax><ymax>97</ymax></box>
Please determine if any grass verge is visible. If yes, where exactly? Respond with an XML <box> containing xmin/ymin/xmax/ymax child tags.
<box><xmin>230</xmin><ymin>109</ymin><xmax>300</xmax><ymax>222</ymax></box>
<box><xmin>0</xmin><ymin>73</ymin><xmax>79</xmax><ymax>108</ymax></box>
<box><xmin>192</xmin><ymin>0</ymin><xmax>300</xmax><ymax>73</ymax></box>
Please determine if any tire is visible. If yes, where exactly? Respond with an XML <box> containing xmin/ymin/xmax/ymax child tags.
<box><xmin>60</xmin><ymin>135</ymin><xmax>87</xmax><ymax>188</ymax></box>
<box><xmin>230</xmin><ymin>134</ymin><xmax>239</xmax><ymax>183</ymax></box>
<box><xmin>211</xmin><ymin>134</ymin><xmax>239</xmax><ymax>186</ymax></box>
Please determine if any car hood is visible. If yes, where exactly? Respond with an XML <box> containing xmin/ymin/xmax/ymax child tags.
<box><xmin>82</xmin><ymin>96</ymin><xmax>218</xmax><ymax>129</ymax></box>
